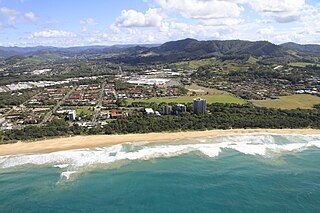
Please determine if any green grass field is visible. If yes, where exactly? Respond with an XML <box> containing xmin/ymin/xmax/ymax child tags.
<box><xmin>247</xmin><ymin>56</ymin><xmax>258</xmax><ymax>63</ymax></box>
<box><xmin>76</xmin><ymin>107</ymin><xmax>94</xmax><ymax>115</ymax></box>
<box><xmin>289</xmin><ymin>62</ymin><xmax>319</xmax><ymax>67</ymax></box>
<box><xmin>252</xmin><ymin>94</ymin><xmax>320</xmax><ymax>109</ymax></box>
<box><xmin>185</xmin><ymin>84</ymin><xmax>223</xmax><ymax>95</ymax></box>
<box><xmin>172</xmin><ymin>59</ymin><xmax>215</xmax><ymax>70</ymax></box>
<box><xmin>128</xmin><ymin>94</ymin><xmax>246</xmax><ymax>105</ymax></box>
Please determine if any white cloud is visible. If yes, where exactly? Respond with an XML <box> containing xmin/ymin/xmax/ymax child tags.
<box><xmin>30</xmin><ymin>30</ymin><xmax>76</xmax><ymax>38</ymax></box>
<box><xmin>300</xmin><ymin>5</ymin><xmax>320</xmax><ymax>28</ymax></box>
<box><xmin>0</xmin><ymin>7</ymin><xmax>19</xmax><ymax>25</ymax></box>
<box><xmin>156</xmin><ymin>0</ymin><xmax>242</xmax><ymax>19</ymax></box>
<box><xmin>109</xmin><ymin>23</ymin><xmax>121</xmax><ymax>33</ymax></box>
<box><xmin>80</xmin><ymin>18</ymin><xmax>97</xmax><ymax>26</ymax></box>
<box><xmin>248</xmin><ymin>0</ymin><xmax>305</xmax><ymax>13</ymax></box>
<box><xmin>255</xmin><ymin>4</ymin><xmax>320</xmax><ymax>44</ymax></box>
<box><xmin>247</xmin><ymin>0</ymin><xmax>306</xmax><ymax>23</ymax></box>
<box><xmin>201</xmin><ymin>18</ymin><xmax>242</xmax><ymax>26</ymax></box>
<box><xmin>155</xmin><ymin>0</ymin><xmax>243</xmax><ymax>26</ymax></box>
<box><xmin>24</xmin><ymin>12</ymin><xmax>37</xmax><ymax>22</ymax></box>
<box><xmin>154</xmin><ymin>0</ymin><xmax>310</xmax><ymax>25</ymax></box>
<box><xmin>115</xmin><ymin>8</ymin><xmax>163</xmax><ymax>27</ymax></box>
<box><xmin>159</xmin><ymin>22</ymin><xmax>169</xmax><ymax>32</ymax></box>
<box><xmin>257</xmin><ymin>26</ymin><xmax>274</xmax><ymax>35</ymax></box>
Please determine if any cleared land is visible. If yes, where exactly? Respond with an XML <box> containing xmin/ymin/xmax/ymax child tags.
<box><xmin>128</xmin><ymin>94</ymin><xmax>246</xmax><ymax>104</ymax></box>
<box><xmin>247</xmin><ymin>56</ymin><xmax>258</xmax><ymax>63</ymax></box>
<box><xmin>171</xmin><ymin>58</ymin><xmax>253</xmax><ymax>71</ymax></box>
<box><xmin>186</xmin><ymin>84</ymin><xmax>223</xmax><ymax>95</ymax></box>
<box><xmin>289</xmin><ymin>62</ymin><xmax>319</xmax><ymax>67</ymax></box>
<box><xmin>172</xmin><ymin>59</ymin><xmax>214</xmax><ymax>70</ymax></box>
<box><xmin>252</xmin><ymin>94</ymin><xmax>320</xmax><ymax>109</ymax></box>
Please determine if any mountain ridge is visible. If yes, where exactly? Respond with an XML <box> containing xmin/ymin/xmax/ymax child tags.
<box><xmin>0</xmin><ymin>38</ymin><xmax>319</xmax><ymax>64</ymax></box>
<box><xmin>280</xmin><ymin>42</ymin><xmax>320</xmax><ymax>56</ymax></box>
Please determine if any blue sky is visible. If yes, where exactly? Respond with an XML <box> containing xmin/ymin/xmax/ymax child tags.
<box><xmin>0</xmin><ymin>0</ymin><xmax>319</xmax><ymax>46</ymax></box>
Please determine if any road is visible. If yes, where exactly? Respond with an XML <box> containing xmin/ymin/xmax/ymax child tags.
<box><xmin>119</xmin><ymin>65</ymin><xmax>123</xmax><ymax>76</ymax></box>
<box><xmin>40</xmin><ymin>86</ymin><xmax>76</xmax><ymax>124</ymax></box>
<box><xmin>92</xmin><ymin>81</ymin><xmax>106</xmax><ymax>122</ymax></box>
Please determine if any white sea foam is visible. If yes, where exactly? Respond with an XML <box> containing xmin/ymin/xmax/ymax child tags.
<box><xmin>53</xmin><ymin>164</ymin><xmax>69</xmax><ymax>169</ymax></box>
<box><xmin>307</xmin><ymin>140</ymin><xmax>320</xmax><ymax>148</ymax></box>
<box><xmin>60</xmin><ymin>171</ymin><xmax>77</xmax><ymax>180</ymax></box>
<box><xmin>0</xmin><ymin>135</ymin><xmax>320</xmax><ymax>180</ymax></box>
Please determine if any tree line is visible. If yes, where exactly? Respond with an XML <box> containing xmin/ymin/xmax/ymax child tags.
<box><xmin>1</xmin><ymin>103</ymin><xmax>320</xmax><ymax>144</ymax></box>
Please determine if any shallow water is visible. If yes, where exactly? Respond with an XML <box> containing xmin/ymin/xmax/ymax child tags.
<box><xmin>0</xmin><ymin>134</ymin><xmax>320</xmax><ymax>212</ymax></box>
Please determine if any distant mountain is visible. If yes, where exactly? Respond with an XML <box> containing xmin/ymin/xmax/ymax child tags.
<box><xmin>150</xmin><ymin>38</ymin><xmax>286</xmax><ymax>58</ymax></box>
<box><xmin>2</xmin><ymin>39</ymin><xmax>319</xmax><ymax>64</ymax></box>
<box><xmin>280</xmin><ymin>42</ymin><xmax>320</xmax><ymax>56</ymax></box>
<box><xmin>111</xmin><ymin>44</ymin><xmax>160</xmax><ymax>49</ymax></box>
<box><xmin>0</xmin><ymin>44</ymin><xmax>160</xmax><ymax>59</ymax></box>
<box><xmin>0</xmin><ymin>46</ymin><xmax>59</xmax><ymax>55</ymax></box>
<box><xmin>100</xmin><ymin>38</ymin><xmax>290</xmax><ymax>64</ymax></box>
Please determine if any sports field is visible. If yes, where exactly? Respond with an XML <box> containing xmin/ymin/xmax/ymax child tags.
<box><xmin>252</xmin><ymin>94</ymin><xmax>320</xmax><ymax>109</ymax></box>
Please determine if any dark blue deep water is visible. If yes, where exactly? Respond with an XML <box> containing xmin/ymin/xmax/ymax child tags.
<box><xmin>0</xmin><ymin>134</ymin><xmax>320</xmax><ymax>212</ymax></box>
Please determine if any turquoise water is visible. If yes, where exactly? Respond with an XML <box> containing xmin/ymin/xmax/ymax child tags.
<box><xmin>1</xmin><ymin>134</ymin><xmax>320</xmax><ymax>212</ymax></box>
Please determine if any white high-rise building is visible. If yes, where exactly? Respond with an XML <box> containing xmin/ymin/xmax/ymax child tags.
<box><xmin>67</xmin><ymin>110</ymin><xmax>77</xmax><ymax>121</ymax></box>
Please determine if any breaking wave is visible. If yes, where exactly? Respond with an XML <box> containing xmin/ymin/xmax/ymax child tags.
<box><xmin>0</xmin><ymin>134</ymin><xmax>320</xmax><ymax>180</ymax></box>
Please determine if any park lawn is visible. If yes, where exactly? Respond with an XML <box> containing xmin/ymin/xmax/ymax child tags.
<box><xmin>252</xmin><ymin>94</ymin><xmax>320</xmax><ymax>109</ymax></box>
<box><xmin>289</xmin><ymin>62</ymin><xmax>319</xmax><ymax>67</ymax></box>
<box><xmin>185</xmin><ymin>84</ymin><xmax>223</xmax><ymax>95</ymax></box>
<box><xmin>128</xmin><ymin>94</ymin><xmax>246</xmax><ymax>105</ymax></box>
<box><xmin>76</xmin><ymin>107</ymin><xmax>94</xmax><ymax>115</ymax></box>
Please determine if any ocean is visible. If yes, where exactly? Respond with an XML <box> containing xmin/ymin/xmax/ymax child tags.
<box><xmin>0</xmin><ymin>134</ymin><xmax>320</xmax><ymax>212</ymax></box>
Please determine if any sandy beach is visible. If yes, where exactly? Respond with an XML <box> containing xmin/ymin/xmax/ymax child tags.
<box><xmin>1</xmin><ymin>129</ymin><xmax>320</xmax><ymax>156</ymax></box>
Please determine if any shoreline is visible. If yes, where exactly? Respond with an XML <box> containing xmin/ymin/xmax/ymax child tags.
<box><xmin>1</xmin><ymin>129</ymin><xmax>320</xmax><ymax>156</ymax></box>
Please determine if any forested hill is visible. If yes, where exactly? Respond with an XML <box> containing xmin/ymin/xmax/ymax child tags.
<box><xmin>280</xmin><ymin>42</ymin><xmax>320</xmax><ymax>56</ymax></box>
<box><xmin>150</xmin><ymin>38</ymin><xmax>286</xmax><ymax>57</ymax></box>
<box><xmin>0</xmin><ymin>38</ymin><xmax>294</xmax><ymax>59</ymax></box>
<box><xmin>105</xmin><ymin>38</ymin><xmax>294</xmax><ymax>64</ymax></box>
<box><xmin>1</xmin><ymin>38</ymin><xmax>320</xmax><ymax>64</ymax></box>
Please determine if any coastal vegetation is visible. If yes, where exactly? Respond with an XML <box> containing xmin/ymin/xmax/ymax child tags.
<box><xmin>2</xmin><ymin>103</ymin><xmax>320</xmax><ymax>144</ymax></box>
<box><xmin>127</xmin><ymin>94</ymin><xmax>245</xmax><ymax>105</ymax></box>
